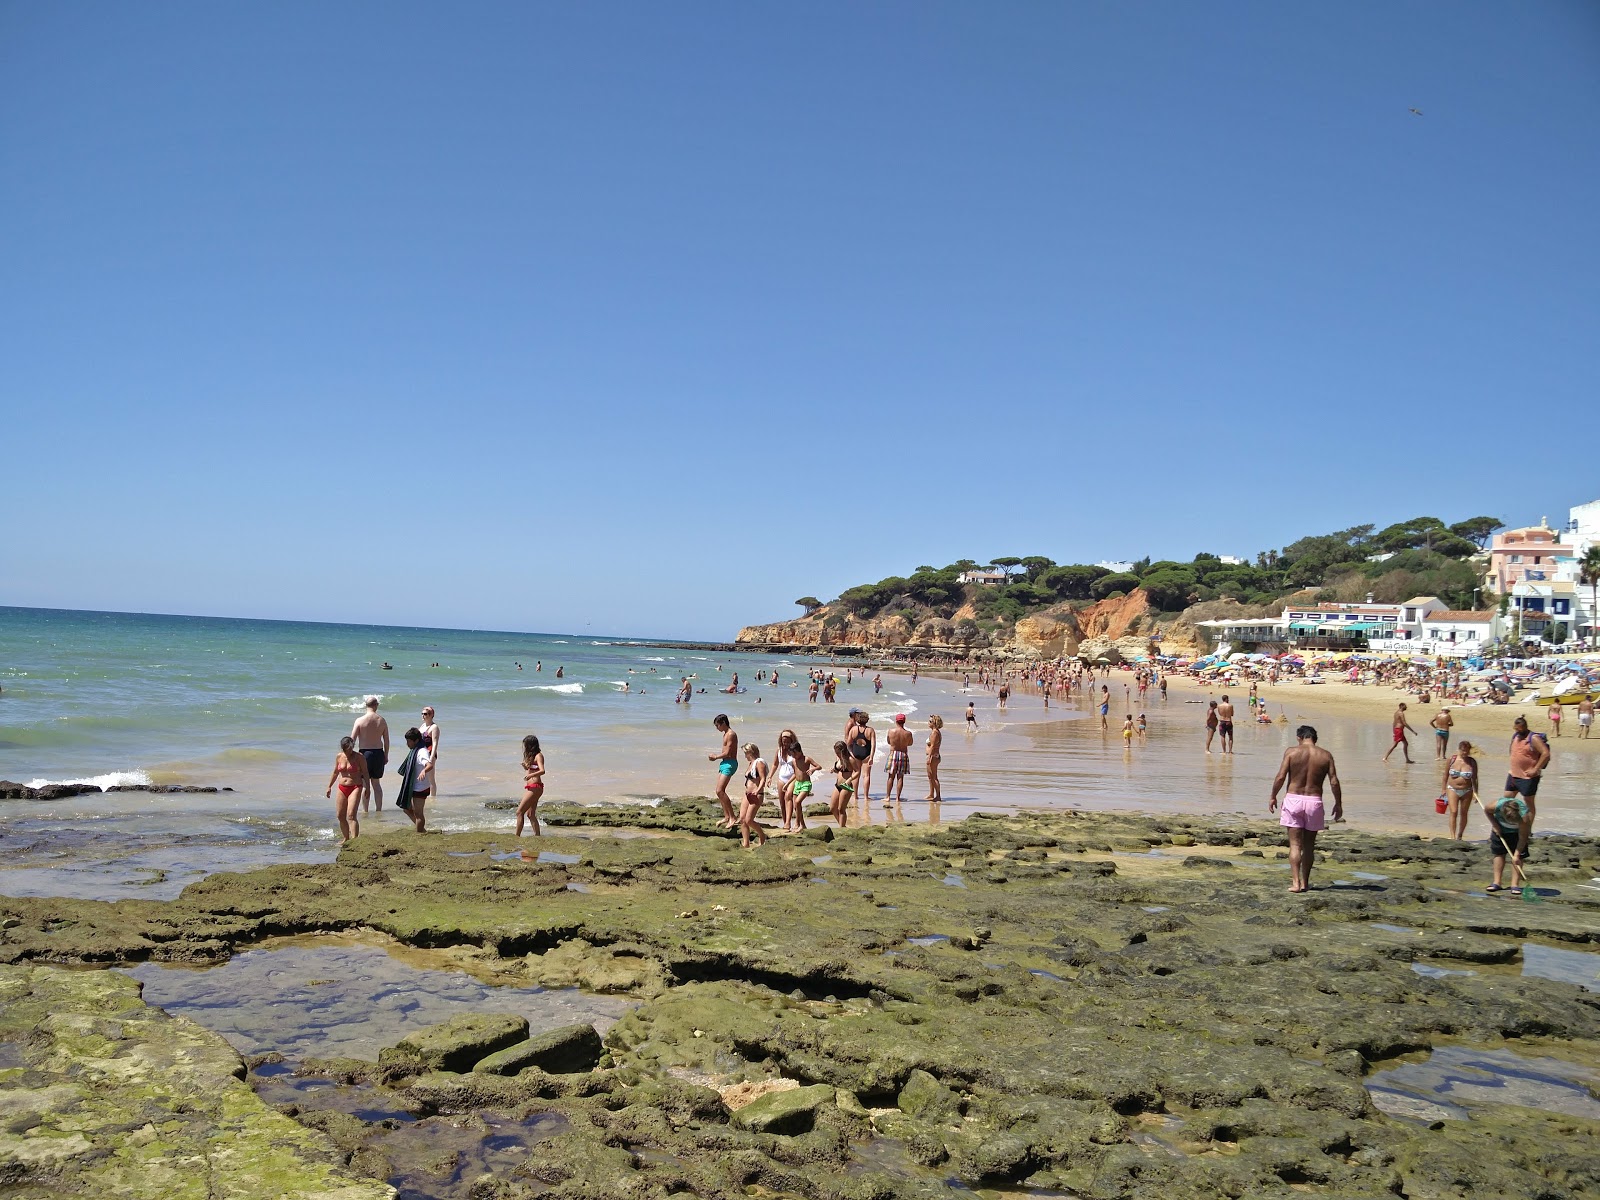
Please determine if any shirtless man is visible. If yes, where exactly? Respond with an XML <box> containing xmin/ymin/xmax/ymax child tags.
<box><xmin>884</xmin><ymin>714</ymin><xmax>913</xmax><ymax>806</ymax></box>
<box><xmin>1216</xmin><ymin>694</ymin><xmax>1235</xmax><ymax>754</ymax></box>
<box><xmin>351</xmin><ymin>697</ymin><xmax>390</xmax><ymax>811</ymax></box>
<box><xmin>1382</xmin><ymin>702</ymin><xmax>1416</xmax><ymax>764</ymax></box>
<box><xmin>1578</xmin><ymin>694</ymin><xmax>1595</xmax><ymax>740</ymax></box>
<box><xmin>1429</xmin><ymin>706</ymin><xmax>1453</xmax><ymax>760</ymax></box>
<box><xmin>1269</xmin><ymin>725</ymin><xmax>1344</xmax><ymax>893</ymax></box>
<box><xmin>707</xmin><ymin>714</ymin><xmax>739</xmax><ymax>826</ymax></box>
<box><xmin>418</xmin><ymin>706</ymin><xmax>440</xmax><ymax>795</ymax></box>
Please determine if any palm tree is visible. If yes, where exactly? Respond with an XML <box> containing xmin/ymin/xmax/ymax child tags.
<box><xmin>1579</xmin><ymin>546</ymin><xmax>1600</xmax><ymax>649</ymax></box>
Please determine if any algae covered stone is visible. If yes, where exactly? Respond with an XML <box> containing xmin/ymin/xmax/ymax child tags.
<box><xmin>0</xmin><ymin>963</ymin><xmax>392</xmax><ymax>1200</ymax></box>
<box><xmin>472</xmin><ymin>1022</ymin><xmax>603</xmax><ymax>1075</ymax></box>
<box><xmin>731</xmin><ymin>1082</ymin><xmax>836</xmax><ymax>1134</ymax></box>
<box><xmin>378</xmin><ymin>1012</ymin><xmax>528</xmax><ymax>1073</ymax></box>
<box><xmin>897</xmin><ymin>1067</ymin><xmax>962</xmax><ymax>1120</ymax></box>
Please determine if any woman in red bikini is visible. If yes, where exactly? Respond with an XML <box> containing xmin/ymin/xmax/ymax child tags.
<box><xmin>516</xmin><ymin>734</ymin><xmax>546</xmax><ymax>838</ymax></box>
<box><xmin>325</xmin><ymin>735</ymin><xmax>369</xmax><ymax>845</ymax></box>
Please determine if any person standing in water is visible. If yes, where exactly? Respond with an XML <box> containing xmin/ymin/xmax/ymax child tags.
<box><xmin>848</xmin><ymin>711</ymin><xmax>877</xmax><ymax>801</ymax></box>
<box><xmin>351</xmin><ymin>697</ymin><xmax>389</xmax><ymax>812</ymax></box>
<box><xmin>1204</xmin><ymin>700</ymin><xmax>1219</xmax><ymax>753</ymax></box>
<box><xmin>965</xmin><ymin>702</ymin><xmax>977</xmax><ymax>729</ymax></box>
<box><xmin>924</xmin><ymin>714</ymin><xmax>943</xmax><ymax>803</ymax></box>
<box><xmin>394</xmin><ymin>727</ymin><xmax>431</xmax><ymax>833</ymax></box>
<box><xmin>325</xmin><ymin>736</ymin><xmax>369</xmax><ymax>845</ymax></box>
<box><xmin>1383</xmin><ymin>702</ymin><xmax>1417</xmax><ymax>764</ymax></box>
<box><xmin>1269</xmin><ymin>725</ymin><xmax>1343</xmax><ymax>894</ymax></box>
<box><xmin>1216</xmin><ymin>695</ymin><xmax>1235</xmax><ymax>754</ymax></box>
<box><xmin>1430</xmin><ymin>706</ymin><xmax>1454</xmax><ymax>760</ymax></box>
<box><xmin>707</xmin><ymin>714</ymin><xmax>739</xmax><ymax>827</ymax></box>
<box><xmin>884</xmin><ymin>714</ymin><xmax>913</xmax><ymax>806</ymax></box>
<box><xmin>1098</xmin><ymin>685</ymin><xmax>1110</xmax><ymax>731</ymax></box>
<box><xmin>418</xmin><ymin>706</ymin><xmax>441</xmax><ymax>795</ymax></box>
<box><xmin>516</xmin><ymin>734</ymin><xmax>545</xmax><ymax>838</ymax></box>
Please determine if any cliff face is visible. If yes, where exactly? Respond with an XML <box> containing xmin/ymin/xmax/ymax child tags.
<box><xmin>736</xmin><ymin>589</ymin><xmax>1160</xmax><ymax>660</ymax></box>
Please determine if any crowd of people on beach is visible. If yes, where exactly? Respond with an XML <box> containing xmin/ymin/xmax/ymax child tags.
<box><xmin>313</xmin><ymin>648</ymin><xmax>1579</xmax><ymax>898</ymax></box>
<box><xmin>706</xmin><ymin>708</ymin><xmax>943</xmax><ymax>848</ymax></box>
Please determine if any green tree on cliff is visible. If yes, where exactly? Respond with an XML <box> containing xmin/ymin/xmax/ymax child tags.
<box><xmin>795</xmin><ymin>597</ymin><xmax>823</xmax><ymax>616</ymax></box>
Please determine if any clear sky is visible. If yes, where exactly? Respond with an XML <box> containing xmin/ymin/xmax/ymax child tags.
<box><xmin>3</xmin><ymin>3</ymin><xmax>1596</xmax><ymax>640</ymax></box>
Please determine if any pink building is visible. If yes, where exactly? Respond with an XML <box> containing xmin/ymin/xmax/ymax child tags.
<box><xmin>1486</xmin><ymin>521</ymin><xmax>1572</xmax><ymax>596</ymax></box>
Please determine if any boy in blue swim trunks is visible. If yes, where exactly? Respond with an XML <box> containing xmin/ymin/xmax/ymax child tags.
<box><xmin>708</xmin><ymin>714</ymin><xmax>739</xmax><ymax>828</ymax></box>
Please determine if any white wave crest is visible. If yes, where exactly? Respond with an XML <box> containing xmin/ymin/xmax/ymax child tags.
<box><xmin>303</xmin><ymin>694</ymin><xmax>373</xmax><ymax>713</ymax></box>
<box><xmin>644</xmin><ymin>656</ymin><xmax>667</xmax><ymax>662</ymax></box>
<box><xmin>521</xmin><ymin>683</ymin><xmax>584</xmax><ymax>694</ymax></box>
<box><xmin>26</xmin><ymin>770</ymin><xmax>154</xmax><ymax>790</ymax></box>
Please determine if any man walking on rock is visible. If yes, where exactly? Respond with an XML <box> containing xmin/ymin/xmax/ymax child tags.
<box><xmin>1270</xmin><ymin>725</ymin><xmax>1343</xmax><ymax>894</ymax></box>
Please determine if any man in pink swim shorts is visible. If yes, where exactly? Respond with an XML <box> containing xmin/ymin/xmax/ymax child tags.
<box><xmin>1269</xmin><ymin>725</ymin><xmax>1344</xmax><ymax>894</ymax></box>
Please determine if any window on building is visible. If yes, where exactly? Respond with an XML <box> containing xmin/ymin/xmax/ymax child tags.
<box><xmin>1510</xmin><ymin>554</ymin><xmax>1523</xmax><ymax>564</ymax></box>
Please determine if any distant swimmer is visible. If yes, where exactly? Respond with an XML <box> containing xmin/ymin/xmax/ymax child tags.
<box><xmin>555</xmin><ymin>666</ymin><xmax>564</xmax><ymax>678</ymax></box>
<box><xmin>1409</xmin><ymin>107</ymin><xmax>1423</xmax><ymax>116</ymax></box>
<box><xmin>380</xmin><ymin>662</ymin><xmax>393</xmax><ymax>670</ymax></box>
<box><xmin>1269</xmin><ymin>725</ymin><xmax>1343</xmax><ymax>893</ymax></box>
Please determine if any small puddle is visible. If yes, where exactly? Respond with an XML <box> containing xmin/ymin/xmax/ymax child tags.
<box><xmin>565</xmin><ymin>881</ymin><xmax>591</xmax><ymax>893</ymax></box>
<box><xmin>536</xmin><ymin>851</ymin><xmax>581</xmax><ymax>865</ymax></box>
<box><xmin>125</xmin><ymin>931</ymin><xmax>631</xmax><ymax>1060</ymax></box>
<box><xmin>371</xmin><ymin>1110</ymin><xmax>570</xmax><ymax>1200</ymax></box>
<box><xmin>1028</xmin><ymin>968</ymin><xmax>1066</xmax><ymax>983</ymax></box>
<box><xmin>251</xmin><ymin>1062</ymin><xmax>419</xmax><ymax>1124</ymax></box>
<box><xmin>1371</xmin><ymin>923</ymin><xmax>1418</xmax><ymax>934</ymax></box>
<box><xmin>941</xmin><ymin>873</ymin><xmax>967</xmax><ymax>888</ymax></box>
<box><xmin>811</xmin><ymin>855</ymin><xmax>833</xmax><ymax>865</ymax></box>
<box><xmin>811</xmin><ymin>877</ymin><xmax>830</xmax><ymax>885</ymax></box>
<box><xmin>1367</xmin><ymin>1046</ymin><xmax>1600</xmax><ymax>1121</ymax></box>
<box><xmin>1350</xmin><ymin>871</ymin><xmax>1389</xmax><ymax>881</ymax></box>
<box><xmin>1141</xmin><ymin>906</ymin><xmax>1169</xmax><ymax>914</ymax></box>
<box><xmin>1522</xmin><ymin>943</ymin><xmax>1600</xmax><ymax>992</ymax></box>
<box><xmin>1411</xmin><ymin>963</ymin><xmax>1476</xmax><ymax>979</ymax></box>
<box><xmin>908</xmin><ymin>934</ymin><xmax>950</xmax><ymax>947</ymax></box>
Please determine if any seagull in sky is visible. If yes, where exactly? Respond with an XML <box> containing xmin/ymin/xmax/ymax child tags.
<box><xmin>1409</xmin><ymin>107</ymin><xmax>1423</xmax><ymax>116</ymax></box>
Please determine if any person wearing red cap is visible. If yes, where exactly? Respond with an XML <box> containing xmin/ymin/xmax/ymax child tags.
<box><xmin>885</xmin><ymin>713</ymin><xmax>914</xmax><ymax>806</ymax></box>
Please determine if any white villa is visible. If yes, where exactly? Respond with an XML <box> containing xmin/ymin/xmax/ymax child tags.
<box><xmin>1195</xmin><ymin>596</ymin><xmax>1506</xmax><ymax>657</ymax></box>
<box><xmin>958</xmin><ymin>570</ymin><xmax>1007</xmax><ymax>587</ymax></box>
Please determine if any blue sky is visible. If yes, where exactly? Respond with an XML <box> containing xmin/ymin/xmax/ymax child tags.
<box><xmin>3</xmin><ymin>2</ymin><xmax>1596</xmax><ymax>640</ymax></box>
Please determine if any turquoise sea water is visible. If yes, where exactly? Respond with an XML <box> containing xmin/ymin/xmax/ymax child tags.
<box><xmin>0</xmin><ymin>606</ymin><xmax>992</xmax><ymax>899</ymax></box>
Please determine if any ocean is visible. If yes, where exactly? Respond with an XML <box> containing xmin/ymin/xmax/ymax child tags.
<box><xmin>0</xmin><ymin>607</ymin><xmax>992</xmax><ymax>901</ymax></box>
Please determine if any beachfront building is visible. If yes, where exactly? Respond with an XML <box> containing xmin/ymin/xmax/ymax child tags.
<box><xmin>958</xmin><ymin>570</ymin><xmax>1007</xmax><ymax>586</ymax></box>
<box><xmin>1282</xmin><ymin>601</ymin><xmax>1405</xmax><ymax>648</ymax></box>
<box><xmin>1485</xmin><ymin>521</ymin><xmax>1573</xmax><ymax>595</ymax></box>
<box><xmin>1193</xmin><ymin>615</ymin><xmax>1289</xmax><ymax>649</ymax></box>
<box><xmin>1508</xmin><ymin>579</ymin><xmax>1579</xmax><ymax>643</ymax></box>
<box><xmin>1567</xmin><ymin>497</ymin><xmax>1600</xmax><ymax>557</ymax></box>
<box><xmin>1415</xmin><ymin>610</ymin><xmax>1503</xmax><ymax>656</ymax></box>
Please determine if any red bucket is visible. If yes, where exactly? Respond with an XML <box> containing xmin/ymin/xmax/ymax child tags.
<box><xmin>1434</xmin><ymin>795</ymin><xmax>1449</xmax><ymax>814</ymax></box>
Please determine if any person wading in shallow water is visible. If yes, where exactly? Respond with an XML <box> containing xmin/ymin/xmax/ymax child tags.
<box><xmin>351</xmin><ymin>697</ymin><xmax>389</xmax><ymax>812</ymax></box>
<box><xmin>1269</xmin><ymin>725</ymin><xmax>1343</xmax><ymax>894</ymax></box>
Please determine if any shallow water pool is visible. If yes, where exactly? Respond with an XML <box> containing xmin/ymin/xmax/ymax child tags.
<box><xmin>125</xmin><ymin>930</ymin><xmax>631</xmax><ymax>1060</ymax></box>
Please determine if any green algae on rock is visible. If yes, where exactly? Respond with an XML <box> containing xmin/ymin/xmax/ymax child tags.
<box><xmin>3</xmin><ymin>809</ymin><xmax>1600</xmax><ymax>1198</ymax></box>
<box><xmin>378</xmin><ymin>1012</ymin><xmax>529</xmax><ymax>1074</ymax></box>
<box><xmin>0</xmin><ymin>964</ymin><xmax>393</xmax><ymax>1199</ymax></box>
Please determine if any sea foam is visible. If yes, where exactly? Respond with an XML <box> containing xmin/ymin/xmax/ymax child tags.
<box><xmin>26</xmin><ymin>770</ymin><xmax>154</xmax><ymax>790</ymax></box>
<box><xmin>522</xmin><ymin>683</ymin><xmax>584</xmax><ymax>695</ymax></box>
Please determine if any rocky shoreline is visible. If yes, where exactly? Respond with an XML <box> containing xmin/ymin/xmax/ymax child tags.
<box><xmin>3</xmin><ymin>807</ymin><xmax>1598</xmax><ymax>1198</ymax></box>
<box><xmin>0</xmin><ymin>780</ymin><xmax>233</xmax><ymax>800</ymax></box>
